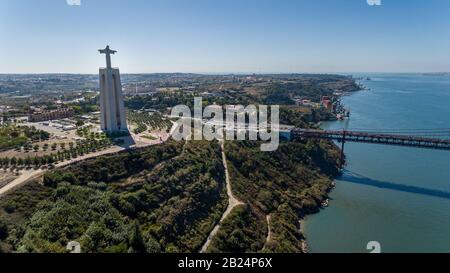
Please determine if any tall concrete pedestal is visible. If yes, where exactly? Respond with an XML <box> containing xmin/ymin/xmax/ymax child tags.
<box><xmin>98</xmin><ymin>46</ymin><xmax>127</xmax><ymax>133</ymax></box>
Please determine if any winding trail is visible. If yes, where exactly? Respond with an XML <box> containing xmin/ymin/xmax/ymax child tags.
<box><xmin>200</xmin><ymin>141</ymin><xmax>244</xmax><ymax>253</ymax></box>
<box><xmin>264</xmin><ymin>214</ymin><xmax>272</xmax><ymax>248</ymax></box>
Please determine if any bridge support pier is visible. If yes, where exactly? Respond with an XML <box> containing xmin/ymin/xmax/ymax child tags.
<box><xmin>340</xmin><ymin>131</ymin><xmax>346</xmax><ymax>169</ymax></box>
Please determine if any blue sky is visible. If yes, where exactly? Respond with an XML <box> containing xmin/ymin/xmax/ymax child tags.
<box><xmin>0</xmin><ymin>0</ymin><xmax>449</xmax><ymax>73</ymax></box>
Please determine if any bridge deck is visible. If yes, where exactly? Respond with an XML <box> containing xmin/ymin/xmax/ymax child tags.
<box><xmin>292</xmin><ymin>129</ymin><xmax>450</xmax><ymax>150</ymax></box>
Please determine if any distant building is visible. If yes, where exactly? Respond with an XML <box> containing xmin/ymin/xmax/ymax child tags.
<box><xmin>28</xmin><ymin>108</ymin><xmax>75</xmax><ymax>122</ymax></box>
<box><xmin>321</xmin><ymin>96</ymin><xmax>333</xmax><ymax>111</ymax></box>
<box><xmin>301</xmin><ymin>99</ymin><xmax>311</xmax><ymax>105</ymax></box>
<box><xmin>62</xmin><ymin>125</ymin><xmax>76</xmax><ymax>131</ymax></box>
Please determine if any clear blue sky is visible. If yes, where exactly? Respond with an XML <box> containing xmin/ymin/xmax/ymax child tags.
<box><xmin>0</xmin><ymin>0</ymin><xmax>449</xmax><ymax>74</ymax></box>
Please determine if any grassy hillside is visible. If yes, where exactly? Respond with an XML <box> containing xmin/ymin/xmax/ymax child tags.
<box><xmin>0</xmin><ymin>140</ymin><xmax>228</xmax><ymax>253</ymax></box>
<box><xmin>0</xmin><ymin>137</ymin><xmax>342</xmax><ymax>253</ymax></box>
<box><xmin>206</xmin><ymin>139</ymin><xmax>340</xmax><ymax>253</ymax></box>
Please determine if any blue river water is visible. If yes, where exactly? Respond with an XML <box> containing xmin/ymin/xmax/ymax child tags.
<box><xmin>303</xmin><ymin>74</ymin><xmax>450</xmax><ymax>253</ymax></box>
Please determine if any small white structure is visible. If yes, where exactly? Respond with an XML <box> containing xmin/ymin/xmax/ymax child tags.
<box><xmin>98</xmin><ymin>46</ymin><xmax>127</xmax><ymax>132</ymax></box>
<box><xmin>66</xmin><ymin>241</ymin><xmax>81</xmax><ymax>253</ymax></box>
<box><xmin>63</xmin><ymin>125</ymin><xmax>76</xmax><ymax>131</ymax></box>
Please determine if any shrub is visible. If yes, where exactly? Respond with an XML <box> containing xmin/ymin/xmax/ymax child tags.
<box><xmin>0</xmin><ymin>218</ymin><xmax>8</xmax><ymax>240</ymax></box>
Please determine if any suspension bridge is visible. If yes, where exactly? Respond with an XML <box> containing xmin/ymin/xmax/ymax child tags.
<box><xmin>292</xmin><ymin>128</ymin><xmax>450</xmax><ymax>167</ymax></box>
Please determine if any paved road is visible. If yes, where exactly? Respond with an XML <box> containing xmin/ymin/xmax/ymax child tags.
<box><xmin>0</xmin><ymin>145</ymin><xmax>126</xmax><ymax>197</ymax></box>
<box><xmin>200</xmin><ymin>141</ymin><xmax>244</xmax><ymax>253</ymax></box>
<box><xmin>0</xmin><ymin>169</ymin><xmax>45</xmax><ymax>196</ymax></box>
<box><xmin>0</xmin><ymin>125</ymin><xmax>181</xmax><ymax>197</ymax></box>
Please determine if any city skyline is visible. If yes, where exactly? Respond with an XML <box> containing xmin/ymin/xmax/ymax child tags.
<box><xmin>1</xmin><ymin>0</ymin><xmax>449</xmax><ymax>74</ymax></box>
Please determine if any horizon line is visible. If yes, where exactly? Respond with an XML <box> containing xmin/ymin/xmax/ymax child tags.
<box><xmin>0</xmin><ymin>71</ymin><xmax>449</xmax><ymax>76</ymax></box>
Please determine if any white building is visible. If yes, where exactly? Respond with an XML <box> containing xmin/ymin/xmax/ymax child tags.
<box><xmin>98</xmin><ymin>46</ymin><xmax>127</xmax><ymax>132</ymax></box>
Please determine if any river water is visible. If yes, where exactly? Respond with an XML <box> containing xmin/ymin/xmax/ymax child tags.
<box><xmin>303</xmin><ymin>74</ymin><xmax>450</xmax><ymax>253</ymax></box>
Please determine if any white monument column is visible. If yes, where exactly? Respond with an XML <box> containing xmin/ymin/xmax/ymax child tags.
<box><xmin>98</xmin><ymin>46</ymin><xmax>127</xmax><ymax>132</ymax></box>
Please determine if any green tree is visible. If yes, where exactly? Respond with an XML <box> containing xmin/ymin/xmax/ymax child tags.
<box><xmin>75</xmin><ymin>119</ymin><xmax>84</xmax><ymax>127</ymax></box>
<box><xmin>24</xmin><ymin>156</ymin><xmax>32</xmax><ymax>166</ymax></box>
<box><xmin>32</xmin><ymin>156</ymin><xmax>41</xmax><ymax>167</ymax></box>
<box><xmin>144</xmin><ymin>236</ymin><xmax>161</xmax><ymax>253</ymax></box>
<box><xmin>128</xmin><ymin>221</ymin><xmax>145</xmax><ymax>253</ymax></box>
<box><xmin>0</xmin><ymin>218</ymin><xmax>8</xmax><ymax>240</ymax></box>
<box><xmin>1</xmin><ymin>158</ymin><xmax>9</xmax><ymax>167</ymax></box>
<box><xmin>47</xmin><ymin>155</ymin><xmax>55</xmax><ymax>165</ymax></box>
<box><xmin>10</xmin><ymin>157</ymin><xmax>17</xmax><ymax>166</ymax></box>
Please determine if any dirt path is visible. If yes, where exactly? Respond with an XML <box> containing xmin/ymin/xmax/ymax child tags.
<box><xmin>123</xmin><ymin>136</ymin><xmax>188</xmax><ymax>187</ymax></box>
<box><xmin>265</xmin><ymin>214</ymin><xmax>272</xmax><ymax>247</ymax></box>
<box><xmin>200</xmin><ymin>141</ymin><xmax>244</xmax><ymax>253</ymax></box>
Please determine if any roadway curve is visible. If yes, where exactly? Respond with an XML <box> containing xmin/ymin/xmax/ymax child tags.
<box><xmin>0</xmin><ymin>145</ymin><xmax>126</xmax><ymax>197</ymax></box>
<box><xmin>0</xmin><ymin>128</ymin><xmax>175</xmax><ymax>197</ymax></box>
<box><xmin>0</xmin><ymin>169</ymin><xmax>44</xmax><ymax>196</ymax></box>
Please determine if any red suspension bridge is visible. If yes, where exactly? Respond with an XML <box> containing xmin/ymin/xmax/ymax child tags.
<box><xmin>292</xmin><ymin>128</ymin><xmax>450</xmax><ymax>167</ymax></box>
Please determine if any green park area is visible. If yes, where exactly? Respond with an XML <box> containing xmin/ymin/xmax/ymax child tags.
<box><xmin>0</xmin><ymin>125</ymin><xmax>49</xmax><ymax>152</ymax></box>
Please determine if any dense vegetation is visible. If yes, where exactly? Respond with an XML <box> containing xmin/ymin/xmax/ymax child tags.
<box><xmin>207</xmin><ymin>139</ymin><xmax>341</xmax><ymax>253</ymax></box>
<box><xmin>0</xmin><ymin>140</ymin><xmax>228</xmax><ymax>253</ymax></box>
<box><xmin>207</xmin><ymin>205</ymin><xmax>266</xmax><ymax>253</ymax></box>
<box><xmin>69</xmin><ymin>95</ymin><xmax>100</xmax><ymax>115</ymax></box>
<box><xmin>227</xmin><ymin>140</ymin><xmax>340</xmax><ymax>213</ymax></box>
<box><xmin>264</xmin><ymin>204</ymin><xmax>305</xmax><ymax>253</ymax></box>
<box><xmin>126</xmin><ymin>92</ymin><xmax>197</xmax><ymax>112</ymax></box>
<box><xmin>262</xmin><ymin>76</ymin><xmax>359</xmax><ymax>104</ymax></box>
